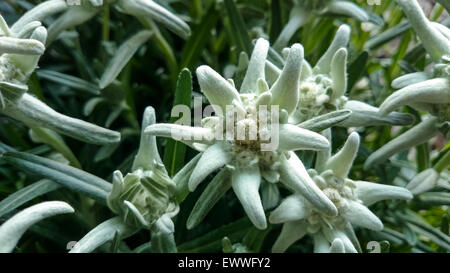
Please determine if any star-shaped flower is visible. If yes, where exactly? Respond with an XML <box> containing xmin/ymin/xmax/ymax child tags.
<box><xmin>365</xmin><ymin>0</ymin><xmax>450</xmax><ymax>168</ymax></box>
<box><xmin>270</xmin><ymin>132</ymin><xmax>413</xmax><ymax>252</ymax></box>
<box><xmin>146</xmin><ymin>38</ymin><xmax>338</xmax><ymax>230</ymax></box>
<box><xmin>271</xmin><ymin>25</ymin><xmax>414</xmax><ymax>128</ymax></box>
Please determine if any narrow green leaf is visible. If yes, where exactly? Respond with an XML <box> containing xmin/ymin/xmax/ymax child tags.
<box><xmin>224</xmin><ymin>0</ymin><xmax>252</xmax><ymax>55</ymax></box>
<box><xmin>29</xmin><ymin>126</ymin><xmax>81</xmax><ymax>168</ymax></box>
<box><xmin>418</xmin><ymin>192</ymin><xmax>450</xmax><ymax>206</ymax></box>
<box><xmin>269</xmin><ymin>0</ymin><xmax>282</xmax><ymax>44</ymax></box>
<box><xmin>37</xmin><ymin>70</ymin><xmax>100</xmax><ymax>95</ymax></box>
<box><xmin>2</xmin><ymin>152</ymin><xmax>111</xmax><ymax>202</ymax></box>
<box><xmin>347</xmin><ymin>51</ymin><xmax>368</xmax><ymax>92</ymax></box>
<box><xmin>297</xmin><ymin>109</ymin><xmax>352</xmax><ymax>132</ymax></box>
<box><xmin>186</xmin><ymin>169</ymin><xmax>232</xmax><ymax>229</ymax></box>
<box><xmin>365</xmin><ymin>22</ymin><xmax>410</xmax><ymax>50</ymax></box>
<box><xmin>180</xmin><ymin>5</ymin><xmax>218</xmax><ymax>70</ymax></box>
<box><xmin>99</xmin><ymin>30</ymin><xmax>153</xmax><ymax>89</ymax></box>
<box><xmin>0</xmin><ymin>179</ymin><xmax>61</xmax><ymax>219</ymax></box>
<box><xmin>163</xmin><ymin>69</ymin><xmax>193</xmax><ymax>177</ymax></box>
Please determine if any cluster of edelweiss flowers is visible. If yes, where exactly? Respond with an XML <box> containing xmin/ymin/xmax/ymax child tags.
<box><xmin>0</xmin><ymin>0</ymin><xmax>448</xmax><ymax>253</ymax></box>
<box><xmin>144</xmin><ymin>23</ymin><xmax>414</xmax><ymax>252</ymax></box>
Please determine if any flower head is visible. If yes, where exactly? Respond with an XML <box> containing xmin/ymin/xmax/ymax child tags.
<box><xmin>146</xmin><ymin>38</ymin><xmax>337</xmax><ymax>230</ymax></box>
<box><xmin>275</xmin><ymin>24</ymin><xmax>414</xmax><ymax>128</ymax></box>
<box><xmin>365</xmin><ymin>0</ymin><xmax>450</xmax><ymax>168</ymax></box>
<box><xmin>107</xmin><ymin>107</ymin><xmax>178</xmax><ymax>229</ymax></box>
<box><xmin>270</xmin><ymin>132</ymin><xmax>413</xmax><ymax>252</ymax></box>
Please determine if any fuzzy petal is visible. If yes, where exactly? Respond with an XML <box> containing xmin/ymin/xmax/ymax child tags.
<box><xmin>322</xmin><ymin>228</ymin><xmax>357</xmax><ymax>253</ymax></box>
<box><xmin>240</xmin><ymin>39</ymin><xmax>269</xmax><ymax>93</ymax></box>
<box><xmin>189</xmin><ymin>142</ymin><xmax>231</xmax><ymax>191</ymax></box>
<box><xmin>269</xmin><ymin>194</ymin><xmax>310</xmax><ymax>224</ymax></box>
<box><xmin>272</xmin><ymin>220</ymin><xmax>307</xmax><ymax>253</ymax></box>
<box><xmin>315</xmin><ymin>25</ymin><xmax>350</xmax><ymax>74</ymax></box>
<box><xmin>270</xmin><ymin>44</ymin><xmax>304</xmax><ymax>114</ymax></box>
<box><xmin>340</xmin><ymin>100</ymin><xmax>415</xmax><ymax>127</ymax></box>
<box><xmin>342</xmin><ymin>200</ymin><xmax>384</xmax><ymax>231</ymax></box>
<box><xmin>278</xmin><ymin>124</ymin><xmax>330</xmax><ymax>151</ymax></box>
<box><xmin>313</xmin><ymin>232</ymin><xmax>331</xmax><ymax>253</ymax></box>
<box><xmin>132</xmin><ymin>107</ymin><xmax>163</xmax><ymax>171</ymax></box>
<box><xmin>0</xmin><ymin>201</ymin><xmax>74</xmax><ymax>253</ymax></box>
<box><xmin>116</xmin><ymin>0</ymin><xmax>191</xmax><ymax>39</ymax></box>
<box><xmin>69</xmin><ymin>217</ymin><xmax>136</xmax><ymax>253</ymax></box>
<box><xmin>47</xmin><ymin>4</ymin><xmax>99</xmax><ymax>45</ymax></box>
<box><xmin>232</xmin><ymin>165</ymin><xmax>267</xmax><ymax>230</ymax></box>
<box><xmin>391</xmin><ymin>72</ymin><xmax>431</xmax><ymax>89</ymax></box>
<box><xmin>326</xmin><ymin>132</ymin><xmax>359</xmax><ymax>178</ymax></box>
<box><xmin>279</xmin><ymin>152</ymin><xmax>337</xmax><ymax>216</ymax></box>
<box><xmin>11</xmin><ymin>0</ymin><xmax>68</xmax><ymax>33</ymax></box>
<box><xmin>330</xmin><ymin>48</ymin><xmax>348</xmax><ymax>100</ymax></box>
<box><xmin>273</xmin><ymin>7</ymin><xmax>311</xmax><ymax>51</ymax></box>
<box><xmin>196</xmin><ymin>65</ymin><xmax>243</xmax><ymax>113</ymax></box>
<box><xmin>324</xmin><ymin>1</ymin><xmax>369</xmax><ymax>22</ymax></box>
<box><xmin>354</xmin><ymin>180</ymin><xmax>413</xmax><ymax>206</ymax></box>
<box><xmin>406</xmin><ymin>168</ymin><xmax>440</xmax><ymax>195</ymax></box>
<box><xmin>145</xmin><ymin>123</ymin><xmax>214</xmax><ymax>144</ymax></box>
<box><xmin>329</xmin><ymin>238</ymin><xmax>346</xmax><ymax>253</ymax></box>
<box><xmin>0</xmin><ymin>36</ymin><xmax>44</xmax><ymax>55</ymax></box>
<box><xmin>364</xmin><ymin>117</ymin><xmax>440</xmax><ymax>169</ymax></box>
<box><xmin>396</xmin><ymin>0</ymin><xmax>450</xmax><ymax>60</ymax></box>
<box><xmin>379</xmin><ymin>78</ymin><xmax>450</xmax><ymax>116</ymax></box>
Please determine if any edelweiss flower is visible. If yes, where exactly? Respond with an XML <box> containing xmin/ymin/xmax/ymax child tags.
<box><xmin>107</xmin><ymin>107</ymin><xmax>178</xmax><ymax>230</ymax></box>
<box><xmin>274</xmin><ymin>0</ymin><xmax>369</xmax><ymax>50</ymax></box>
<box><xmin>365</xmin><ymin>0</ymin><xmax>450</xmax><ymax>168</ymax></box>
<box><xmin>146</xmin><ymin>38</ymin><xmax>338</xmax><ymax>230</ymax></box>
<box><xmin>46</xmin><ymin>0</ymin><xmax>191</xmax><ymax>44</ymax></box>
<box><xmin>0</xmin><ymin>9</ymin><xmax>120</xmax><ymax>144</ymax></box>
<box><xmin>273</xmin><ymin>25</ymin><xmax>414</xmax><ymax>128</ymax></box>
<box><xmin>270</xmin><ymin>132</ymin><xmax>413</xmax><ymax>253</ymax></box>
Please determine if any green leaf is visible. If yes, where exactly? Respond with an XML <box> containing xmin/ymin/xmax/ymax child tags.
<box><xmin>224</xmin><ymin>0</ymin><xmax>252</xmax><ymax>55</ymax></box>
<box><xmin>180</xmin><ymin>5</ymin><xmax>218</xmax><ymax>70</ymax></box>
<box><xmin>163</xmin><ymin>69</ymin><xmax>193</xmax><ymax>177</ymax></box>
<box><xmin>347</xmin><ymin>51</ymin><xmax>368</xmax><ymax>92</ymax></box>
<box><xmin>2</xmin><ymin>152</ymin><xmax>111</xmax><ymax>202</ymax></box>
<box><xmin>297</xmin><ymin>109</ymin><xmax>352</xmax><ymax>132</ymax></box>
<box><xmin>99</xmin><ymin>30</ymin><xmax>153</xmax><ymax>89</ymax></box>
<box><xmin>0</xmin><ymin>179</ymin><xmax>60</xmax><ymax>219</ymax></box>
<box><xmin>37</xmin><ymin>70</ymin><xmax>100</xmax><ymax>95</ymax></box>
<box><xmin>269</xmin><ymin>0</ymin><xmax>282</xmax><ymax>44</ymax></box>
<box><xmin>29</xmin><ymin>126</ymin><xmax>81</xmax><ymax>168</ymax></box>
<box><xmin>186</xmin><ymin>169</ymin><xmax>232</xmax><ymax>229</ymax></box>
<box><xmin>365</xmin><ymin>22</ymin><xmax>410</xmax><ymax>50</ymax></box>
<box><xmin>418</xmin><ymin>192</ymin><xmax>450</xmax><ymax>206</ymax></box>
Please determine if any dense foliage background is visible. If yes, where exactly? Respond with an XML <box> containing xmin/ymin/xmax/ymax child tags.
<box><xmin>0</xmin><ymin>0</ymin><xmax>448</xmax><ymax>253</ymax></box>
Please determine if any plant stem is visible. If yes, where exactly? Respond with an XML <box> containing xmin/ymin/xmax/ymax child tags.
<box><xmin>434</xmin><ymin>150</ymin><xmax>450</xmax><ymax>173</ymax></box>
